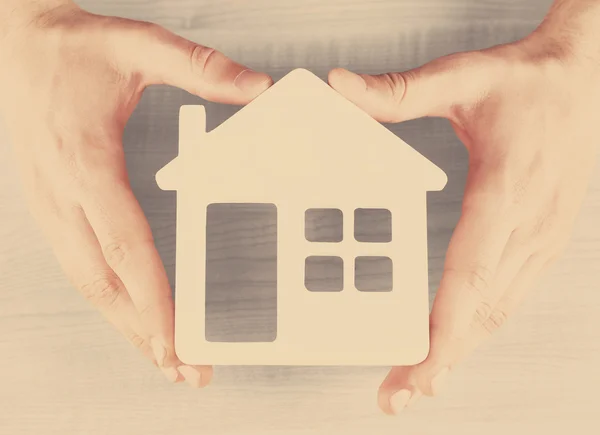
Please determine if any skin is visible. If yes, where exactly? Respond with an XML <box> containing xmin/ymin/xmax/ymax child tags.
<box><xmin>0</xmin><ymin>0</ymin><xmax>599</xmax><ymax>415</ymax></box>
<box><xmin>328</xmin><ymin>0</ymin><xmax>600</xmax><ymax>415</ymax></box>
<box><xmin>0</xmin><ymin>0</ymin><xmax>274</xmax><ymax>387</ymax></box>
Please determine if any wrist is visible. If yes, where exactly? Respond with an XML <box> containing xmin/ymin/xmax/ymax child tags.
<box><xmin>0</xmin><ymin>0</ymin><xmax>74</xmax><ymax>42</ymax></box>
<box><xmin>526</xmin><ymin>1</ymin><xmax>600</xmax><ymax>71</ymax></box>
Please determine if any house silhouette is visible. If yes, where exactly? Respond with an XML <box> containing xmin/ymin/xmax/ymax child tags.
<box><xmin>156</xmin><ymin>68</ymin><xmax>447</xmax><ymax>366</ymax></box>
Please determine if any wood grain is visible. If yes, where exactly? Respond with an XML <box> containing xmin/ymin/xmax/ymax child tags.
<box><xmin>1</xmin><ymin>0</ymin><xmax>599</xmax><ymax>434</ymax></box>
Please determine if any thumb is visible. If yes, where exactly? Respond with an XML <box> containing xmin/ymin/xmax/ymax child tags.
<box><xmin>328</xmin><ymin>52</ymin><xmax>495</xmax><ymax>123</ymax></box>
<box><xmin>122</xmin><ymin>22</ymin><xmax>273</xmax><ymax>105</ymax></box>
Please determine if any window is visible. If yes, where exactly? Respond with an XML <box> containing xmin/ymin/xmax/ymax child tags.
<box><xmin>304</xmin><ymin>208</ymin><xmax>393</xmax><ymax>292</ymax></box>
<box><xmin>305</xmin><ymin>208</ymin><xmax>343</xmax><ymax>242</ymax></box>
<box><xmin>305</xmin><ymin>256</ymin><xmax>343</xmax><ymax>292</ymax></box>
<box><xmin>354</xmin><ymin>208</ymin><xmax>392</xmax><ymax>242</ymax></box>
<box><xmin>355</xmin><ymin>256</ymin><xmax>393</xmax><ymax>292</ymax></box>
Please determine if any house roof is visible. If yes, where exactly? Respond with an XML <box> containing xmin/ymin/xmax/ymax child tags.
<box><xmin>156</xmin><ymin>68</ymin><xmax>447</xmax><ymax>192</ymax></box>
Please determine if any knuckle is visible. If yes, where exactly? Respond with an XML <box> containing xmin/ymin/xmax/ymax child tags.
<box><xmin>472</xmin><ymin>299</ymin><xmax>494</xmax><ymax>327</ymax></box>
<box><xmin>461</xmin><ymin>266</ymin><xmax>495</xmax><ymax>327</ymax></box>
<box><xmin>380</xmin><ymin>72</ymin><xmax>408</xmax><ymax>105</ymax></box>
<box><xmin>446</xmin><ymin>265</ymin><xmax>496</xmax><ymax>328</ymax></box>
<box><xmin>516</xmin><ymin>210</ymin><xmax>567</xmax><ymax>250</ymax></box>
<box><xmin>507</xmin><ymin>154</ymin><xmax>549</xmax><ymax>207</ymax></box>
<box><xmin>138</xmin><ymin>20</ymin><xmax>162</xmax><ymax>34</ymax></box>
<box><xmin>489</xmin><ymin>151</ymin><xmax>553</xmax><ymax>212</ymax></box>
<box><xmin>127</xmin><ymin>332</ymin><xmax>148</xmax><ymax>350</ymax></box>
<box><xmin>119</xmin><ymin>19</ymin><xmax>165</xmax><ymax>42</ymax></box>
<box><xmin>509</xmin><ymin>173</ymin><xmax>533</xmax><ymax>207</ymax></box>
<box><xmin>102</xmin><ymin>240</ymin><xmax>130</xmax><ymax>268</ymax></box>
<box><xmin>482</xmin><ymin>309</ymin><xmax>509</xmax><ymax>334</ymax></box>
<box><xmin>189</xmin><ymin>44</ymin><xmax>217</xmax><ymax>76</ymax></box>
<box><xmin>102</xmin><ymin>237</ymin><xmax>155</xmax><ymax>270</ymax></box>
<box><xmin>512</xmin><ymin>219</ymin><xmax>546</xmax><ymax>248</ymax></box>
<box><xmin>439</xmin><ymin>52</ymin><xmax>477</xmax><ymax>72</ymax></box>
<box><xmin>463</xmin><ymin>266</ymin><xmax>493</xmax><ymax>297</ymax></box>
<box><xmin>531</xmin><ymin>214</ymin><xmax>558</xmax><ymax>241</ymax></box>
<box><xmin>495</xmin><ymin>168</ymin><xmax>530</xmax><ymax>208</ymax></box>
<box><xmin>136</xmin><ymin>303</ymin><xmax>155</xmax><ymax>319</ymax></box>
<box><xmin>450</xmin><ymin>49</ymin><xmax>508</xmax><ymax>82</ymax></box>
<box><xmin>80</xmin><ymin>273</ymin><xmax>121</xmax><ymax>307</ymax></box>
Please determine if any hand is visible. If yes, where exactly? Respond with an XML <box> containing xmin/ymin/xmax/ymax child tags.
<box><xmin>328</xmin><ymin>19</ymin><xmax>600</xmax><ymax>414</ymax></box>
<box><xmin>0</xmin><ymin>1</ymin><xmax>272</xmax><ymax>386</ymax></box>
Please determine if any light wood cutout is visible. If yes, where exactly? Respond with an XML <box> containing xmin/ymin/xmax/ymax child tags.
<box><xmin>156</xmin><ymin>68</ymin><xmax>447</xmax><ymax>366</ymax></box>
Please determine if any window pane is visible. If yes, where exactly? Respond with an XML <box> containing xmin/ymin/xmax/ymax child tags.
<box><xmin>355</xmin><ymin>256</ymin><xmax>393</xmax><ymax>292</ymax></box>
<box><xmin>305</xmin><ymin>208</ymin><xmax>343</xmax><ymax>242</ymax></box>
<box><xmin>354</xmin><ymin>208</ymin><xmax>392</xmax><ymax>243</ymax></box>
<box><xmin>305</xmin><ymin>256</ymin><xmax>343</xmax><ymax>292</ymax></box>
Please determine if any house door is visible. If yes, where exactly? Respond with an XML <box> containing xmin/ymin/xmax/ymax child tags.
<box><xmin>204</xmin><ymin>203</ymin><xmax>278</xmax><ymax>343</ymax></box>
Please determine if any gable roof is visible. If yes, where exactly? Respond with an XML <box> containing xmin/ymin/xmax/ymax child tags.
<box><xmin>156</xmin><ymin>68</ymin><xmax>447</xmax><ymax>192</ymax></box>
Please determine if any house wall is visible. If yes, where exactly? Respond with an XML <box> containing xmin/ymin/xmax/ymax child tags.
<box><xmin>172</xmin><ymin>181</ymin><xmax>430</xmax><ymax>364</ymax></box>
<box><xmin>274</xmin><ymin>190</ymin><xmax>430</xmax><ymax>361</ymax></box>
<box><xmin>172</xmin><ymin>187</ymin><xmax>208</xmax><ymax>361</ymax></box>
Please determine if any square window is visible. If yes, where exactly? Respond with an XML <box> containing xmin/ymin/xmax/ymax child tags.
<box><xmin>305</xmin><ymin>208</ymin><xmax>343</xmax><ymax>242</ymax></box>
<box><xmin>355</xmin><ymin>256</ymin><xmax>393</xmax><ymax>292</ymax></box>
<box><xmin>354</xmin><ymin>208</ymin><xmax>392</xmax><ymax>243</ymax></box>
<box><xmin>305</xmin><ymin>256</ymin><xmax>343</xmax><ymax>292</ymax></box>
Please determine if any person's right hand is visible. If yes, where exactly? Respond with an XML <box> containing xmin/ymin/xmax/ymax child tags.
<box><xmin>0</xmin><ymin>0</ymin><xmax>273</xmax><ymax>386</ymax></box>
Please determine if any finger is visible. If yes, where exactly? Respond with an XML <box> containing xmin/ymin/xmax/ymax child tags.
<box><xmin>398</xmin><ymin>239</ymin><xmax>533</xmax><ymax>400</ymax></box>
<box><xmin>431</xmin><ymin>219</ymin><xmax>566</xmax><ymax>370</ymax></box>
<box><xmin>379</xmin><ymin>177</ymin><xmax>515</xmax><ymax>414</ymax></box>
<box><xmin>328</xmin><ymin>52</ymin><xmax>496</xmax><ymax>123</ymax></box>
<box><xmin>466</xmin><ymin>233</ymin><xmax>533</xmax><ymax>337</ymax></box>
<box><xmin>460</xmin><ymin>251</ymin><xmax>555</xmax><ymax>361</ymax></box>
<box><xmin>28</xmin><ymin>191</ymin><xmax>184</xmax><ymax>382</ymax></box>
<box><xmin>422</xmin><ymin>187</ymin><xmax>515</xmax><ymax>378</ymax></box>
<box><xmin>77</xmin><ymin>155</ymin><xmax>212</xmax><ymax>388</ymax></box>
<box><xmin>381</xmin><ymin>224</ymin><xmax>553</xmax><ymax>415</ymax></box>
<box><xmin>120</xmin><ymin>21</ymin><xmax>272</xmax><ymax>104</ymax></box>
<box><xmin>380</xmin><ymin>246</ymin><xmax>532</xmax><ymax>415</ymax></box>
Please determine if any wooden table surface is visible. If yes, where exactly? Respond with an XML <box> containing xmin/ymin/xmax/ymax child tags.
<box><xmin>1</xmin><ymin>1</ymin><xmax>600</xmax><ymax>434</ymax></box>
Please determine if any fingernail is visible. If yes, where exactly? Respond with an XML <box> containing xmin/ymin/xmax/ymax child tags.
<box><xmin>234</xmin><ymin>69</ymin><xmax>272</xmax><ymax>93</ymax></box>
<box><xmin>389</xmin><ymin>389</ymin><xmax>411</xmax><ymax>415</ymax></box>
<box><xmin>150</xmin><ymin>338</ymin><xmax>166</xmax><ymax>367</ymax></box>
<box><xmin>431</xmin><ymin>367</ymin><xmax>450</xmax><ymax>396</ymax></box>
<box><xmin>161</xmin><ymin>366</ymin><xmax>179</xmax><ymax>383</ymax></box>
<box><xmin>177</xmin><ymin>365</ymin><xmax>203</xmax><ymax>388</ymax></box>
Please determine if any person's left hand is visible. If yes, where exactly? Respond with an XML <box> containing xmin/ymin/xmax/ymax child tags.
<box><xmin>328</xmin><ymin>30</ymin><xmax>599</xmax><ymax>414</ymax></box>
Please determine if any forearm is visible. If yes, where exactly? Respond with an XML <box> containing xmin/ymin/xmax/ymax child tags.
<box><xmin>533</xmin><ymin>0</ymin><xmax>600</xmax><ymax>65</ymax></box>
